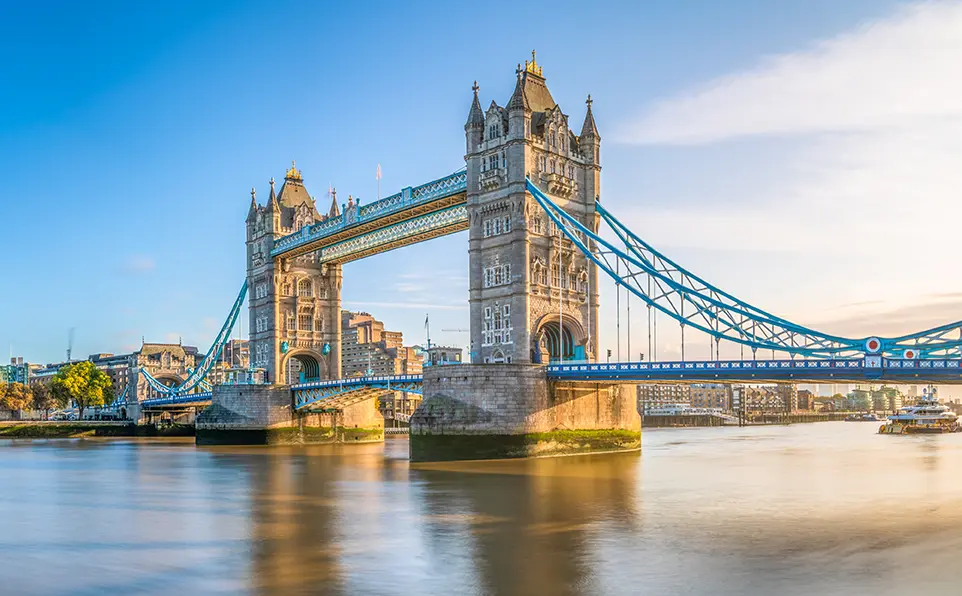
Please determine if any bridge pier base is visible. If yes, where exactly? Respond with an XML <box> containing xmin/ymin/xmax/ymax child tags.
<box><xmin>195</xmin><ymin>384</ymin><xmax>383</xmax><ymax>445</ymax></box>
<box><xmin>410</xmin><ymin>364</ymin><xmax>640</xmax><ymax>462</ymax></box>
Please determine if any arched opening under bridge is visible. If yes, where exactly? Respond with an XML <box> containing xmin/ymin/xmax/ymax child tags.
<box><xmin>534</xmin><ymin>315</ymin><xmax>586</xmax><ymax>363</ymax></box>
<box><xmin>285</xmin><ymin>351</ymin><xmax>322</xmax><ymax>384</ymax></box>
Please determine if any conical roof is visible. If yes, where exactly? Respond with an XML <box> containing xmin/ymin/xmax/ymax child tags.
<box><xmin>465</xmin><ymin>81</ymin><xmax>484</xmax><ymax>128</ymax></box>
<box><xmin>581</xmin><ymin>94</ymin><xmax>600</xmax><ymax>139</ymax></box>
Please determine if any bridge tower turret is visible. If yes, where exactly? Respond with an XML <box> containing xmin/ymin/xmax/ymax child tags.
<box><xmin>465</xmin><ymin>52</ymin><xmax>600</xmax><ymax>365</ymax></box>
<box><xmin>246</xmin><ymin>163</ymin><xmax>342</xmax><ymax>385</ymax></box>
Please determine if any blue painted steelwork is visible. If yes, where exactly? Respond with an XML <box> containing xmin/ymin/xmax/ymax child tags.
<box><xmin>141</xmin><ymin>281</ymin><xmax>248</xmax><ymax>397</ymax></box>
<box><xmin>548</xmin><ymin>358</ymin><xmax>962</xmax><ymax>384</ymax></box>
<box><xmin>272</xmin><ymin>170</ymin><xmax>467</xmax><ymax>258</ymax></box>
<box><xmin>316</xmin><ymin>204</ymin><xmax>468</xmax><ymax>264</ymax></box>
<box><xmin>141</xmin><ymin>391</ymin><xmax>213</xmax><ymax>408</ymax></box>
<box><xmin>293</xmin><ymin>374</ymin><xmax>423</xmax><ymax>411</ymax></box>
<box><xmin>527</xmin><ymin>178</ymin><xmax>962</xmax><ymax>359</ymax></box>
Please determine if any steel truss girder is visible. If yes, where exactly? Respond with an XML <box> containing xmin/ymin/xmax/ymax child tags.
<box><xmin>317</xmin><ymin>204</ymin><xmax>468</xmax><ymax>264</ymax></box>
<box><xmin>527</xmin><ymin>178</ymin><xmax>962</xmax><ymax>359</ymax></box>
<box><xmin>272</xmin><ymin>170</ymin><xmax>467</xmax><ymax>259</ymax></box>
<box><xmin>293</xmin><ymin>375</ymin><xmax>423</xmax><ymax>411</ymax></box>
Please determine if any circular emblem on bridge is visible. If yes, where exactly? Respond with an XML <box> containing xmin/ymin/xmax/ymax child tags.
<box><xmin>322</xmin><ymin>343</ymin><xmax>331</xmax><ymax>356</ymax></box>
<box><xmin>903</xmin><ymin>348</ymin><xmax>918</xmax><ymax>359</ymax></box>
<box><xmin>865</xmin><ymin>337</ymin><xmax>882</xmax><ymax>353</ymax></box>
<box><xmin>280</xmin><ymin>341</ymin><xmax>290</xmax><ymax>354</ymax></box>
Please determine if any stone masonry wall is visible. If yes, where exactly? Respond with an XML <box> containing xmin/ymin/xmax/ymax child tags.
<box><xmin>196</xmin><ymin>384</ymin><xmax>384</xmax><ymax>445</ymax></box>
<box><xmin>410</xmin><ymin>364</ymin><xmax>640</xmax><ymax>461</ymax></box>
<box><xmin>412</xmin><ymin>364</ymin><xmax>638</xmax><ymax>434</ymax></box>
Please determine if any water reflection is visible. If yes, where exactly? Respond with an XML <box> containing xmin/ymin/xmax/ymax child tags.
<box><xmin>412</xmin><ymin>453</ymin><xmax>639</xmax><ymax>596</ymax></box>
<box><xmin>3</xmin><ymin>425</ymin><xmax>962</xmax><ymax>595</ymax></box>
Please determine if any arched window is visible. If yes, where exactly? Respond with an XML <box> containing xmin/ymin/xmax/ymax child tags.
<box><xmin>297</xmin><ymin>279</ymin><xmax>312</xmax><ymax>297</ymax></box>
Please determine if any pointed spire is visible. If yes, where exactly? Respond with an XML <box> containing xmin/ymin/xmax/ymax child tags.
<box><xmin>581</xmin><ymin>94</ymin><xmax>600</xmax><ymax>139</ymax></box>
<box><xmin>465</xmin><ymin>80</ymin><xmax>484</xmax><ymax>129</ymax></box>
<box><xmin>266</xmin><ymin>177</ymin><xmax>280</xmax><ymax>212</ymax></box>
<box><xmin>508</xmin><ymin>64</ymin><xmax>530</xmax><ymax>111</ymax></box>
<box><xmin>328</xmin><ymin>187</ymin><xmax>340</xmax><ymax>218</ymax></box>
<box><xmin>246</xmin><ymin>187</ymin><xmax>258</xmax><ymax>222</ymax></box>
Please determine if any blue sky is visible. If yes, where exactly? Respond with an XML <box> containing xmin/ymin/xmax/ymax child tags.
<box><xmin>4</xmin><ymin>0</ymin><xmax>957</xmax><ymax>367</ymax></box>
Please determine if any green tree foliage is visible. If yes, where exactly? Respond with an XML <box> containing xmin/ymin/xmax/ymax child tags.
<box><xmin>30</xmin><ymin>383</ymin><xmax>64</xmax><ymax>420</ymax></box>
<box><xmin>1</xmin><ymin>382</ymin><xmax>32</xmax><ymax>415</ymax></box>
<box><xmin>51</xmin><ymin>361</ymin><xmax>113</xmax><ymax>419</ymax></box>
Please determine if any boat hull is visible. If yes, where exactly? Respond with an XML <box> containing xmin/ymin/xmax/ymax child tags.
<box><xmin>879</xmin><ymin>421</ymin><xmax>961</xmax><ymax>435</ymax></box>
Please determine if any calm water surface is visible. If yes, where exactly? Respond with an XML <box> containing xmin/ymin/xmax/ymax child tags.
<box><xmin>2</xmin><ymin>423</ymin><xmax>962</xmax><ymax>595</ymax></box>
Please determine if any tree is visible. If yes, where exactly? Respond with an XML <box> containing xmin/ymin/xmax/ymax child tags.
<box><xmin>31</xmin><ymin>383</ymin><xmax>64</xmax><ymax>420</ymax></box>
<box><xmin>1</xmin><ymin>382</ymin><xmax>32</xmax><ymax>418</ymax></box>
<box><xmin>51</xmin><ymin>361</ymin><xmax>113</xmax><ymax>420</ymax></box>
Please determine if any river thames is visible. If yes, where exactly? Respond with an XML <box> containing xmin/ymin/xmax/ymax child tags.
<box><xmin>2</xmin><ymin>423</ymin><xmax>962</xmax><ymax>595</ymax></box>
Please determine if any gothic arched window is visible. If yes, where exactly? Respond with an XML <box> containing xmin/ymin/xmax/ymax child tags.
<box><xmin>297</xmin><ymin>279</ymin><xmax>312</xmax><ymax>298</ymax></box>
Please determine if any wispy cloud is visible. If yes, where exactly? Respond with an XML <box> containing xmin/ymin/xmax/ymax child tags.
<box><xmin>120</xmin><ymin>255</ymin><xmax>156</xmax><ymax>275</ymax></box>
<box><xmin>344</xmin><ymin>301</ymin><xmax>466</xmax><ymax>311</ymax></box>
<box><xmin>621</xmin><ymin>2</ymin><xmax>962</xmax><ymax>145</ymax></box>
<box><xmin>608</xmin><ymin>1</ymin><xmax>962</xmax><ymax>320</ymax></box>
<box><xmin>395</xmin><ymin>282</ymin><xmax>425</xmax><ymax>294</ymax></box>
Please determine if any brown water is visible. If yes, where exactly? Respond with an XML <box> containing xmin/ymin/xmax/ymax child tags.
<box><xmin>2</xmin><ymin>423</ymin><xmax>962</xmax><ymax>595</ymax></box>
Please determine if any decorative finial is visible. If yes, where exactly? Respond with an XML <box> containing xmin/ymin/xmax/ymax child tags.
<box><xmin>472</xmin><ymin>80</ymin><xmax>479</xmax><ymax>95</ymax></box>
<box><xmin>269</xmin><ymin>177</ymin><xmax>275</xmax><ymax>189</ymax></box>
<box><xmin>250</xmin><ymin>187</ymin><xmax>256</xmax><ymax>200</ymax></box>
<box><xmin>516</xmin><ymin>63</ymin><xmax>523</xmax><ymax>80</ymax></box>
<box><xmin>285</xmin><ymin>160</ymin><xmax>302</xmax><ymax>181</ymax></box>
<box><xmin>586</xmin><ymin>94</ymin><xmax>593</xmax><ymax>108</ymax></box>
<box><xmin>525</xmin><ymin>50</ymin><xmax>543</xmax><ymax>76</ymax></box>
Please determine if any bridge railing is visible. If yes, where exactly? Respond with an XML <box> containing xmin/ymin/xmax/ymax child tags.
<box><xmin>547</xmin><ymin>357</ymin><xmax>962</xmax><ymax>381</ymax></box>
<box><xmin>272</xmin><ymin>170</ymin><xmax>467</xmax><ymax>257</ymax></box>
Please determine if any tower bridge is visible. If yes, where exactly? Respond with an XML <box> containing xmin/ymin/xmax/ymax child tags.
<box><xmin>116</xmin><ymin>53</ymin><xmax>962</xmax><ymax>460</ymax></box>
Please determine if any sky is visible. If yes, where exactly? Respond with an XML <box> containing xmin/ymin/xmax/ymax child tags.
<box><xmin>3</xmin><ymin>0</ymin><xmax>961</xmax><ymax>375</ymax></box>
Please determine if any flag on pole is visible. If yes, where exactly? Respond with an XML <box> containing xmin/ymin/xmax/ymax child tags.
<box><xmin>376</xmin><ymin>164</ymin><xmax>382</xmax><ymax>180</ymax></box>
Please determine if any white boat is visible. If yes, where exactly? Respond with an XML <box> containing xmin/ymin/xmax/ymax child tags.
<box><xmin>879</xmin><ymin>386</ymin><xmax>960</xmax><ymax>434</ymax></box>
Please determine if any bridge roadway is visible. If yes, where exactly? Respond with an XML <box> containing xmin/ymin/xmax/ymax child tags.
<box><xmin>137</xmin><ymin>357</ymin><xmax>962</xmax><ymax>411</ymax></box>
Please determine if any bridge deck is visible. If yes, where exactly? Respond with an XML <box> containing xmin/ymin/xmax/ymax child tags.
<box><xmin>548</xmin><ymin>358</ymin><xmax>962</xmax><ymax>384</ymax></box>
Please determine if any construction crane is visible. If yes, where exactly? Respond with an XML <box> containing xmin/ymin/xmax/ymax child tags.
<box><xmin>441</xmin><ymin>329</ymin><xmax>469</xmax><ymax>333</ymax></box>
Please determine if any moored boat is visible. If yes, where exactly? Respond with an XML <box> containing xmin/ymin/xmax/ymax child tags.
<box><xmin>878</xmin><ymin>386</ymin><xmax>960</xmax><ymax>434</ymax></box>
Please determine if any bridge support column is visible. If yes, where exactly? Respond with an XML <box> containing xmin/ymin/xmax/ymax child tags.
<box><xmin>410</xmin><ymin>364</ymin><xmax>640</xmax><ymax>462</ymax></box>
<box><xmin>195</xmin><ymin>384</ymin><xmax>383</xmax><ymax>445</ymax></box>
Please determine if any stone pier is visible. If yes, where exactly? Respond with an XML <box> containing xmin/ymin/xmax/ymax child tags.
<box><xmin>195</xmin><ymin>384</ymin><xmax>383</xmax><ymax>445</ymax></box>
<box><xmin>410</xmin><ymin>364</ymin><xmax>640</xmax><ymax>462</ymax></box>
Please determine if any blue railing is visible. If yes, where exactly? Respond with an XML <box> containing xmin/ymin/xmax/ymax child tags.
<box><xmin>547</xmin><ymin>358</ymin><xmax>962</xmax><ymax>382</ymax></box>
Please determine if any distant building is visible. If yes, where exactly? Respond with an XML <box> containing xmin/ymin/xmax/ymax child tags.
<box><xmin>341</xmin><ymin>310</ymin><xmax>423</xmax><ymax>419</ymax></box>
<box><xmin>689</xmin><ymin>383</ymin><xmax>731</xmax><ymax>411</ymax></box>
<box><xmin>425</xmin><ymin>345</ymin><xmax>463</xmax><ymax>366</ymax></box>
<box><xmin>222</xmin><ymin>339</ymin><xmax>250</xmax><ymax>369</ymax></box>
<box><xmin>638</xmin><ymin>384</ymin><xmax>691</xmax><ymax>415</ymax></box>
<box><xmin>1</xmin><ymin>357</ymin><xmax>31</xmax><ymax>386</ymax></box>
<box><xmin>844</xmin><ymin>386</ymin><xmax>903</xmax><ymax>412</ymax></box>
<box><xmin>796</xmin><ymin>389</ymin><xmax>817</xmax><ymax>411</ymax></box>
<box><xmin>736</xmin><ymin>384</ymin><xmax>797</xmax><ymax>413</ymax></box>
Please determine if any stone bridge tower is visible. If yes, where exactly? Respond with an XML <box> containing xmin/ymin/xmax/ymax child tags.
<box><xmin>246</xmin><ymin>163</ymin><xmax>342</xmax><ymax>384</ymax></box>
<box><xmin>465</xmin><ymin>53</ymin><xmax>601</xmax><ymax>365</ymax></box>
